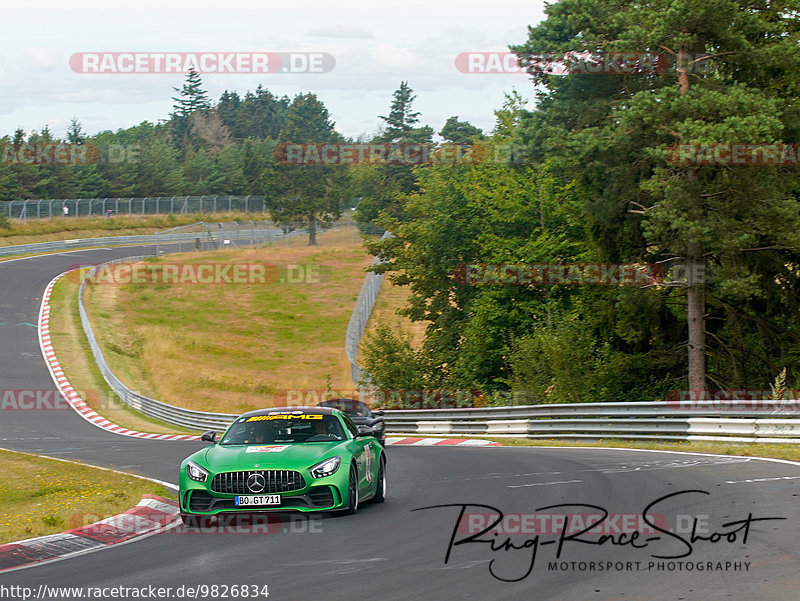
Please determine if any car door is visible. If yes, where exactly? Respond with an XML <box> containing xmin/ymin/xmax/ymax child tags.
<box><xmin>342</xmin><ymin>413</ymin><xmax>370</xmax><ymax>493</ymax></box>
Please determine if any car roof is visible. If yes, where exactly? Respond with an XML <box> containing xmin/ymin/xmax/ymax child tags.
<box><xmin>238</xmin><ymin>406</ymin><xmax>338</xmax><ymax>418</ymax></box>
<box><xmin>318</xmin><ymin>398</ymin><xmax>370</xmax><ymax>408</ymax></box>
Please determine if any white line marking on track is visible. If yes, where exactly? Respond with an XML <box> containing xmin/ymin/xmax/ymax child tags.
<box><xmin>507</xmin><ymin>479</ymin><xmax>583</xmax><ymax>488</ymax></box>
<box><xmin>725</xmin><ymin>475</ymin><xmax>800</xmax><ymax>484</ymax></box>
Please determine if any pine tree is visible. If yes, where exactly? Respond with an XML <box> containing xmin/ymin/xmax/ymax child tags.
<box><xmin>378</xmin><ymin>82</ymin><xmax>421</xmax><ymax>143</ymax></box>
<box><xmin>170</xmin><ymin>68</ymin><xmax>211</xmax><ymax>148</ymax></box>
<box><xmin>67</xmin><ymin>117</ymin><xmax>86</xmax><ymax>144</ymax></box>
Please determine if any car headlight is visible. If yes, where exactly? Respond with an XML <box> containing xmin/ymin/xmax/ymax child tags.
<box><xmin>186</xmin><ymin>461</ymin><xmax>209</xmax><ymax>482</ymax></box>
<box><xmin>371</xmin><ymin>422</ymin><xmax>385</xmax><ymax>431</ymax></box>
<box><xmin>310</xmin><ymin>456</ymin><xmax>341</xmax><ymax>478</ymax></box>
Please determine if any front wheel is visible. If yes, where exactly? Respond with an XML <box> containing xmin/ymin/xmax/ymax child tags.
<box><xmin>341</xmin><ymin>464</ymin><xmax>359</xmax><ymax>515</ymax></box>
<box><xmin>372</xmin><ymin>457</ymin><xmax>386</xmax><ymax>503</ymax></box>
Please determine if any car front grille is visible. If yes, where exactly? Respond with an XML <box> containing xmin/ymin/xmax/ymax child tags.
<box><xmin>211</xmin><ymin>470</ymin><xmax>306</xmax><ymax>494</ymax></box>
<box><xmin>188</xmin><ymin>491</ymin><xmax>214</xmax><ymax>512</ymax></box>
<box><xmin>307</xmin><ymin>486</ymin><xmax>335</xmax><ymax>507</ymax></box>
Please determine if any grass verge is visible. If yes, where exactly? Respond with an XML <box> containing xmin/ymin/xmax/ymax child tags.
<box><xmin>0</xmin><ymin>448</ymin><xmax>175</xmax><ymax>544</ymax></box>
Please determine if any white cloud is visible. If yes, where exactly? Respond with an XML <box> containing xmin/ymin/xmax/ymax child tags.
<box><xmin>0</xmin><ymin>0</ymin><xmax>547</xmax><ymax>138</ymax></box>
<box><xmin>306</xmin><ymin>26</ymin><xmax>374</xmax><ymax>39</ymax></box>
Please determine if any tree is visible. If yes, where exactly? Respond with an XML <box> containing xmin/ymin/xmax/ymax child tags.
<box><xmin>67</xmin><ymin>117</ymin><xmax>86</xmax><ymax>144</ymax></box>
<box><xmin>377</xmin><ymin>81</ymin><xmax>421</xmax><ymax>143</ymax></box>
<box><xmin>354</xmin><ymin>82</ymin><xmax>432</xmax><ymax>226</ymax></box>
<box><xmin>439</xmin><ymin>116</ymin><xmax>483</xmax><ymax>143</ymax></box>
<box><xmin>191</xmin><ymin>110</ymin><xmax>233</xmax><ymax>156</ymax></box>
<box><xmin>263</xmin><ymin>93</ymin><xmax>346</xmax><ymax>245</ymax></box>
<box><xmin>512</xmin><ymin>0</ymin><xmax>800</xmax><ymax>391</ymax></box>
<box><xmin>170</xmin><ymin>68</ymin><xmax>211</xmax><ymax>147</ymax></box>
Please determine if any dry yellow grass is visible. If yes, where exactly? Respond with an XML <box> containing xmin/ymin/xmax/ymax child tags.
<box><xmin>363</xmin><ymin>276</ymin><xmax>427</xmax><ymax>348</ymax></box>
<box><xmin>0</xmin><ymin>449</ymin><xmax>173</xmax><ymax>544</ymax></box>
<box><xmin>83</xmin><ymin>227</ymin><xmax>375</xmax><ymax>414</ymax></box>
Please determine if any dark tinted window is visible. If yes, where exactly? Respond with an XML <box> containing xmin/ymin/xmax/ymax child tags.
<box><xmin>320</xmin><ymin>399</ymin><xmax>372</xmax><ymax>418</ymax></box>
<box><xmin>341</xmin><ymin>413</ymin><xmax>359</xmax><ymax>437</ymax></box>
<box><xmin>220</xmin><ymin>413</ymin><xmax>345</xmax><ymax>444</ymax></box>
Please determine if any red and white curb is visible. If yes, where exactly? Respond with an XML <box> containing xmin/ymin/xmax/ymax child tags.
<box><xmin>38</xmin><ymin>272</ymin><xmax>198</xmax><ymax>441</ymax></box>
<box><xmin>0</xmin><ymin>495</ymin><xmax>179</xmax><ymax>573</ymax></box>
<box><xmin>386</xmin><ymin>437</ymin><xmax>502</xmax><ymax>446</ymax></box>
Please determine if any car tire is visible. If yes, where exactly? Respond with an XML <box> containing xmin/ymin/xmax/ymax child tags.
<box><xmin>372</xmin><ymin>457</ymin><xmax>386</xmax><ymax>503</ymax></box>
<box><xmin>341</xmin><ymin>464</ymin><xmax>359</xmax><ymax>515</ymax></box>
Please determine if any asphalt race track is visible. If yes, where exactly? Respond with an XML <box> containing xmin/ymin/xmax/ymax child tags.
<box><xmin>2</xmin><ymin>247</ymin><xmax>800</xmax><ymax>600</ymax></box>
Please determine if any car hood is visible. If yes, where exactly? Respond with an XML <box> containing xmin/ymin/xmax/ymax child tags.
<box><xmin>197</xmin><ymin>442</ymin><xmax>343</xmax><ymax>471</ymax></box>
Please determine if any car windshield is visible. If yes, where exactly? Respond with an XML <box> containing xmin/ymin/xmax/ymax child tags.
<box><xmin>219</xmin><ymin>413</ymin><xmax>346</xmax><ymax>445</ymax></box>
<box><xmin>319</xmin><ymin>399</ymin><xmax>372</xmax><ymax>418</ymax></box>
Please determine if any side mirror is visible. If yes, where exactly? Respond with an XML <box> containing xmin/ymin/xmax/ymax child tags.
<box><xmin>356</xmin><ymin>425</ymin><xmax>374</xmax><ymax>437</ymax></box>
<box><xmin>201</xmin><ymin>431</ymin><xmax>217</xmax><ymax>443</ymax></box>
<box><xmin>373</xmin><ymin>410</ymin><xmax>384</xmax><ymax>417</ymax></box>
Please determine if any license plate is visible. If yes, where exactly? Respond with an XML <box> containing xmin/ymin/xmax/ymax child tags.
<box><xmin>235</xmin><ymin>495</ymin><xmax>281</xmax><ymax>506</ymax></box>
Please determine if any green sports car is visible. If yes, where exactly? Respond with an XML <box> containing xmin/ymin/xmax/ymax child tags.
<box><xmin>178</xmin><ymin>407</ymin><xmax>386</xmax><ymax>523</ymax></box>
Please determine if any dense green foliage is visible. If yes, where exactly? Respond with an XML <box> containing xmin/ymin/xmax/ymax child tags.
<box><xmin>361</xmin><ymin>1</ymin><xmax>800</xmax><ymax>401</ymax></box>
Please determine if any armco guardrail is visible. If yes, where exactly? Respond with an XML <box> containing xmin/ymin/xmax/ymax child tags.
<box><xmin>0</xmin><ymin>225</ymin><xmax>290</xmax><ymax>258</ymax></box>
<box><xmin>381</xmin><ymin>401</ymin><xmax>800</xmax><ymax>443</ymax></box>
<box><xmin>345</xmin><ymin>230</ymin><xmax>391</xmax><ymax>384</ymax></box>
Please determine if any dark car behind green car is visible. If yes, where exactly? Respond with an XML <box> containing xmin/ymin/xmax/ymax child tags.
<box><xmin>179</xmin><ymin>407</ymin><xmax>386</xmax><ymax>523</ymax></box>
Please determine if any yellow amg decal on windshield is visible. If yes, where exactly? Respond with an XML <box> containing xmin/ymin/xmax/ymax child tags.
<box><xmin>246</xmin><ymin>414</ymin><xmax>323</xmax><ymax>422</ymax></box>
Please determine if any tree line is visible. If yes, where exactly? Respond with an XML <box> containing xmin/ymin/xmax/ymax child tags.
<box><xmin>6</xmin><ymin>0</ymin><xmax>800</xmax><ymax>403</ymax></box>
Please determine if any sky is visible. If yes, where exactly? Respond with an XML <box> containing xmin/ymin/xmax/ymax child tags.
<box><xmin>1</xmin><ymin>0</ymin><xmax>548</xmax><ymax>141</ymax></box>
